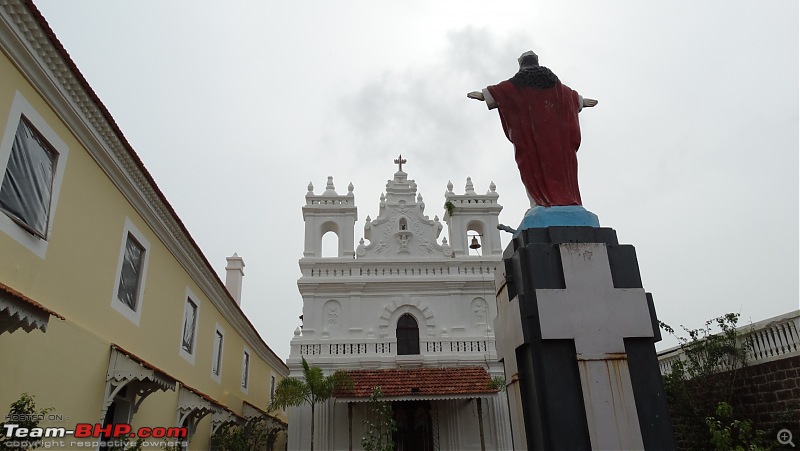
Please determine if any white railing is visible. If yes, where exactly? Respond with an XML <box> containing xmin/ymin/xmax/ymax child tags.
<box><xmin>426</xmin><ymin>339</ymin><xmax>488</xmax><ymax>353</ymax></box>
<box><xmin>304</xmin><ymin>265</ymin><xmax>498</xmax><ymax>278</ymax></box>
<box><xmin>658</xmin><ymin>310</ymin><xmax>800</xmax><ymax>375</ymax></box>
<box><xmin>292</xmin><ymin>337</ymin><xmax>495</xmax><ymax>358</ymax></box>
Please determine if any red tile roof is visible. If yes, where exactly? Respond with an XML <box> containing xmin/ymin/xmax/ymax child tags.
<box><xmin>112</xmin><ymin>344</ymin><xmax>176</xmax><ymax>383</ymax></box>
<box><xmin>243</xmin><ymin>401</ymin><xmax>287</xmax><ymax>427</ymax></box>
<box><xmin>0</xmin><ymin>281</ymin><xmax>65</xmax><ymax>320</ymax></box>
<box><xmin>243</xmin><ymin>400</ymin><xmax>267</xmax><ymax>416</ymax></box>
<box><xmin>113</xmin><ymin>344</ymin><xmax>231</xmax><ymax>415</ymax></box>
<box><xmin>113</xmin><ymin>344</ymin><xmax>282</xmax><ymax>423</ymax></box>
<box><xmin>337</xmin><ymin>367</ymin><xmax>497</xmax><ymax>399</ymax></box>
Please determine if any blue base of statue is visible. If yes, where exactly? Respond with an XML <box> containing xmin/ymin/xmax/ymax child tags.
<box><xmin>515</xmin><ymin>205</ymin><xmax>600</xmax><ymax>235</ymax></box>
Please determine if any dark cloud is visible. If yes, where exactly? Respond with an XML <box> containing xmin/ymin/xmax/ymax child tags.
<box><xmin>331</xmin><ymin>27</ymin><xmax>537</xmax><ymax>179</ymax></box>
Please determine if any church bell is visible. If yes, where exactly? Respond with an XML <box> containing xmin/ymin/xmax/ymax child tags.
<box><xmin>469</xmin><ymin>236</ymin><xmax>482</xmax><ymax>250</ymax></box>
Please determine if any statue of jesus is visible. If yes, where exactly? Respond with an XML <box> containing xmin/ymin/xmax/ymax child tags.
<box><xmin>469</xmin><ymin>51</ymin><xmax>597</xmax><ymax>208</ymax></box>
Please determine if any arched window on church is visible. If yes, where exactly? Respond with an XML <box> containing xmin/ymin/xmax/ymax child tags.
<box><xmin>399</xmin><ymin>217</ymin><xmax>408</xmax><ymax>231</ymax></box>
<box><xmin>321</xmin><ymin>230</ymin><xmax>339</xmax><ymax>258</ymax></box>
<box><xmin>396</xmin><ymin>314</ymin><xmax>420</xmax><ymax>355</ymax></box>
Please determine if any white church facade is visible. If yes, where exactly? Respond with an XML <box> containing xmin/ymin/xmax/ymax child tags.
<box><xmin>286</xmin><ymin>160</ymin><xmax>513</xmax><ymax>450</ymax></box>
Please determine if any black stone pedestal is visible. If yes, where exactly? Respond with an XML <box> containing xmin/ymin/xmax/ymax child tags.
<box><xmin>494</xmin><ymin>227</ymin><xmax>674</xmax><ymax>450</ymax></box>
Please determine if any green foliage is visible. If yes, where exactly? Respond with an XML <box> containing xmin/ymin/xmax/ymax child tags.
<box><xmin>444</xmin><ymin>201</ymin><xmax>455</xmax><ymax>217</ymax></box>
<box><xmin>661</xmin><ymin>313</ymin><xmax>749</xmax><ymax>381</ymax></box>
<box><xmin>706</xmin><ymin>402</ymin><xmax>775</xmax><ymax>451</ymax></box>
<box><xmin>361</xmin><ymin>387</ymin><xmax>397</xmax><ymax>451</ymax></box>
<box><xmin>661</xmin><ymin>313</ymin><xmax>764</xmax><ymax>450</ymax></box>
<box><xmin>268</xmin><ymin>357</ymin><xmax>352</xmax><ymax>412</ymax></box>
<box><xmin>487</xmin><ymin>376</ymin><xmax>507</xmax><ymax>392</ymax></box>
<box><xmin>209</xmin><ymin>416</ymin><xmax>281</xmax><ymax>451</ymax></box>
<box><xmin>773</xmin><ymin>402</ymin><xmax>800</xmax><ymax>432</ymax></box>
<box><xmin>0</xmin><ymin>393</ymin><xmax>53</xmax><ymax>450</ymax></box>
<box><xmin>268</xmin><ymin>357</ymin><xmax>352</xmax><ymax>451</ymax></box>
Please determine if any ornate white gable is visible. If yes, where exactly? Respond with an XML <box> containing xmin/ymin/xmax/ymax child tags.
<box><xmin>357</xmin><ymin>169</ymin><xmax>450</xmax><ymax>259</ymax></box>
<box><xmin>290</xmin><ymin>158</ymin><xmax>513</xmax><ymax>451</ymax></box>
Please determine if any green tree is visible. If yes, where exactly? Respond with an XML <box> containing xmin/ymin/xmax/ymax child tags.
<box><xmin>361</xmin><ymin>387</ymin><xmax>396</xmax><ymax>451</ymax></box>
<box><xmin>487</xmin><ymin>376</ymin><xmax>507</xmax><ymax>392</ymax></box>
<box><xmin>706</xmin><ymin>402</ymin><xmax>774</xmax><ymax>451</ymax></box>
<box><xmin>209</xmin><ymin>416</ymin><xmax>280</xmax><ymax>451</ymax></box>
<box><xmin>268</xmin><ymin>357</ymin><xmax>352</xmax><ymax>451</ymax></box>
<box><xmin>661</xmin><ymin>313</ymin><xmax>767</xmax><ymax>450</ymax></box>
<box><xmin>0</xmin><ymin>393</ymin><xmax>53</xmax><ymax>451</ymax></box>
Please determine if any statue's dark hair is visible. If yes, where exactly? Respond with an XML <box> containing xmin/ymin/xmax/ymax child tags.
<box><xmin>510</xmin><ymin>65</ymin><xmax>559</xmax><ymax>89</ymax></box>
<box><xmin>519</xmin><ymin>54</ymin><xmax>539</xmax><ymax>68</ymax></box>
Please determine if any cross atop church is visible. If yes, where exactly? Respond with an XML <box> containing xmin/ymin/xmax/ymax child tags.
<box><xmin>394</xmin><ymin>154</ymin><xmax>407</xmax><ymax>172</ymax></box>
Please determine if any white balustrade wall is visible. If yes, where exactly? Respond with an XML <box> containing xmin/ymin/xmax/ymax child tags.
<box><xmin>658</xmin><ymin>310</ymin><xmax>800</xmax><ymax>375</ymax></box>
<box><xmin>292</xmin><ymin>337</ymin><xmax>495</xmax><ymax>359</ymax></box>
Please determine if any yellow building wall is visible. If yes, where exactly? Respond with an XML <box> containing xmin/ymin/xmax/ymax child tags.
<box><xmin>0</xmin><ymin>318</ymin><xmax>109</xmax><ymax>427</ymax></box>
<box><xmin>0</xmin><ymin>30</ymin><xmax>286</xmax><ymax>450</ymax></box>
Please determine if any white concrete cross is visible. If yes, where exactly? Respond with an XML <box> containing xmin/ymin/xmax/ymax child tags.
<box><xmin>536</xmin><ymin>243</ymin><xmax>654</xmax><ymax>450</ymax></box>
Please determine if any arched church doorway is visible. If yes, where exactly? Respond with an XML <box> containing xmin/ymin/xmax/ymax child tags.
<box><xmin>392</xmin><ymin>400</ymin><xmax>434</xmax><ymax>451</ymax></box>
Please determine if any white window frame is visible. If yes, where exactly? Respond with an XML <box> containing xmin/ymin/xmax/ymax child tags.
<box><xmin>211</xmin><ymin>324</ymin><xmax>225</xmax><ymax>383</ymax></box>
<box><xmin>0</xmin><ymin>91</ymin><xmax>69</xmax><ymax>258</ymax></box>
<box><xmin>270</xmin><ymin>374</ymin><xmax>276</xmax><ymax>404</ymax></box>
<box><xmin>241</xmin><ymin>348</ymin><xmax>251</xmax><ymax>393</ymax></box>
<box><xmin>178</xmin><ymin>288</ymin><xmax>200</xmax><ymax>364</ymax></box>
<box><xmin>110</xmin><ymin>218</ymin><xmax>150</xmax><ymax>326</ymax></box>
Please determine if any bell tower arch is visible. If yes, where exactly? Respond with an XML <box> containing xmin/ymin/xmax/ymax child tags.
<box><xmin>444</xmin><ymin>177</ymin><xmax>503</xmax><ymax>257</ymax></box>
<box><xmin>302</xmin><ymin>176</ymin><xmax>357</xmax><ymax>258</ymax></box>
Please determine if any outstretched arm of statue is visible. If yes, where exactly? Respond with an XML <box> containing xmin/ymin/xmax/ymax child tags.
<box><xmin>469</xmin><ymin>89</ymin><xmax>498</xmax><ymax>110</ymax></box>
<box><xmin>583</xmin><ymin>98</ymin><xmax>598</xmax><ymax>107</ymax></box>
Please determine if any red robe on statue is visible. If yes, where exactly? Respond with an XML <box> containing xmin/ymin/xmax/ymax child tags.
<box><xmin>487</xmin><ymin>80</ymin><xmax>582</xmax><ymax>207</ymax></box>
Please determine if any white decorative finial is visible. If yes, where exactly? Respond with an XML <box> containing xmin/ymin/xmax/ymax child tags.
<box><xmin>465</xmin><ymin>177</ymin><xmax>475</xmax><ymax>194</ymax></box>
<box><xmin>441</xmin><ymin>236</ymin><xmax>452</xmax><ymax>257</ymax></box>
<box><xmin>380</xmin><ymin>193</ymin><xmax>385</xmax><ymax>202</ymax></box>
<box><xmin>356</xmin><ymin>238</ymin><xmax>366</xmax><ymax>257</ymax></box>
<box><xmin>417</xmin><ymin>193</ymin><xmax>423</xmax><ymax>202</ymax></box>
<box><xmin>366</xmin><ymin>215</ymin><xmax>371</xmax><ymax>223</ymax></box>
<box><xmin>446</xmin><ymin>180</ymin><xmax>453</xmax><ymax>193</ymax></box>
<box><xmin>326</xmin><ymin>176</ymin><xmax>335</xmax><ymax>191</ymax></box>
<box><xmin>348</xmin><ymin>182</ymin><xmax>354</xmax><ymax>193</ymax></box>
<box><xmin>307</xmin><ymin>181</ymin><xmax>314</xmax><ymax>192</ymax></box>
<box><xmin>434</xmin><ymin>215</ymin><xmax>439</xmax><ymax>221</ymax></box>
<box><xmin>294</xmin><ymin>327</ymin><xmax>301</xmax><ymax>337</ymax></box>
<box><xmin>489</xmin><ymin>181</ymin><xmax>496</xmax><ymax>193</ymax></box>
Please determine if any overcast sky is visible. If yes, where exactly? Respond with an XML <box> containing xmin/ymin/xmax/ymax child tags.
<box><xmin>34</xmin><ymin>1</ymin><xmax>798</xmax><ymax>359</ymax></box>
